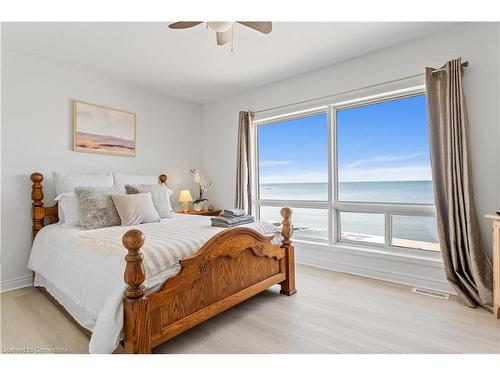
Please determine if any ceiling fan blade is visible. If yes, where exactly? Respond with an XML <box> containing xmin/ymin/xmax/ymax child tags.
<box><xmin>237</xmin><ymin>22</ymin><xmax>272</xmax><ymax>34</ymax></box>
<box><xmin>168</xmin><ymin>22</ymin><xmax>203</xmax><ymax>29</ymax></box>
<box><xmin>216</xmin><ymin>29</ymin><xmax>231</xmax><ymax>46</ymax></box>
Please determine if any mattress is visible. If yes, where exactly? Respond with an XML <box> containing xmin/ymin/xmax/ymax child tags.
<box><xmin>28</xmin><ymin>213</ymin><xmax>281</xmax><ymax>353</ymax></box>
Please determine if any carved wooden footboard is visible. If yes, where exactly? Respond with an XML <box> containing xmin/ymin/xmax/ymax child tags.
<box><xmin>122</xmin><ymin>208</ymin><xmax>296</xmax><ymax>354</ymax></box>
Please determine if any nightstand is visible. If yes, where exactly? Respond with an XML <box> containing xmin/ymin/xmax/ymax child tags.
<box><xmin>176</xmin><ymin>209</ymin><xmax>221</xmax><ymax>217</ymax></box>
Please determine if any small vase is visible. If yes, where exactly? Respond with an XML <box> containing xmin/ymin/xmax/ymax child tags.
<box><xmin>193</xmin><ymin>202</ymin><xmax>202</xmax><ymax>212</ymax></box>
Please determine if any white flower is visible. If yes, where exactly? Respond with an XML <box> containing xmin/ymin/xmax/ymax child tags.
<box><xmin>193</xmin><ymin>172</ymin><xmax>202</xmax><ymax>184</ymax></box>
<box><xmin>191</xmin><ymin>169</ymin><xmax>211</xmax><ymax>192</ymax></box>
<box><xmin>200</xmin><ymin>181</ymin><xmax>211</xmax><ymax>191</ymax></box>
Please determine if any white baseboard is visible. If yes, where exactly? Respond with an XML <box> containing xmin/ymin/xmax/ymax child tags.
<box><xmin>0</xmin><ymin>274</ymin><xmax>33</xmax><ymax>293</ymax></box>
<box><xmin>294</xmin><ymin>240</ymin><xmax>455</xmax><ymax>294</ymax></box>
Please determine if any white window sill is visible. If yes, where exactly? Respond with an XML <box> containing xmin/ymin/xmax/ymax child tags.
<box><xmin>293</xmin><ymin>237</ymin><xmax>444</xmax><ymax>267</ymax></box>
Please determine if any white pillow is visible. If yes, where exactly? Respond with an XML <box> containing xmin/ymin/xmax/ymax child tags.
<box><xmin>125</xmin><ymin>184</ymin><xmax>173</xmax><ymax>218</ymax></box>
<box><xmin>53</xmin><ymin>172</ymin><xmax>113</xmax><ymax>196</ymax></box>
<box><xmin>165</xmin><ymin>187</ymin><xmax>173</xmax><ymax>212</ymax></box>
<box><xmin>55</xmin><ymin>192</ymin><xmax>81</xmax><ymax>226</ymax></box>
<box><xmin>111</xmin><ymin>192</ymin><xmax>160</xmax><ymax>226</ymax></box>
<box><xmin>113</xmin><ymin>172</ymin><xmax>157</xmax><ymax>186</ymax></box>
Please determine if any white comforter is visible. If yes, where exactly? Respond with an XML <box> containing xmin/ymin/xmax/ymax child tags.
<box><xmin>28</xmin><ymin>214</ymin><xmax>281</xmax><ymax>353</ymax></box>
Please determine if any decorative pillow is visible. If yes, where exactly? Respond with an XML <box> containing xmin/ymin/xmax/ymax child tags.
<box><xmin>125</xmin><ymin>184</ymin><xmax>173</xmax><ymax>218</ymax></box>
<box><xmin>55</xmin><ymin>196</ymin><xmax>66</xmax><ymax>224</ymax></box>
<box><xmin>111</xmin><ymin>192</ymin><xmax>160</xmax><ymax>226</ymax></box>
<box><xmin>53</xmin><ymin>172</ymin><xmax>113</xmax><ymax>196</ymax></box>
<box><xmin>113</xmin><ymin>172</ymin><xmax>157</xmax><ymax>186</ymax></box>
<box><xmin>55</xmin><ymin>192</ymin><xmax>81</xmax><ymax>226</ymax></box>
<box><xmin>75</xmin><ymin>186</ymin><xmax>125</xmax><ymax>230</ymax></box>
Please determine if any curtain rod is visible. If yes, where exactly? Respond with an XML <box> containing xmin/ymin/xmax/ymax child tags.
<box><xmin>430</xmin><ymin>60</ymin><xmax>469</xmax><ymax>75</ymax></box>
<box><xmin>253</xmin><ymin>61</ymin><xmax>469</xmax><ymax>115</ymax></box>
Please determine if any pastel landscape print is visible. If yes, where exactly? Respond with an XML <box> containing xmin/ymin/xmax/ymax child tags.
<box><xmin>74</xmin><ymin>101</ymin><xmax>136</xmax><ymax>156</ymax></box>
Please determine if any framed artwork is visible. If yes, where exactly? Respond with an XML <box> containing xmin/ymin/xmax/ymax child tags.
<box><xmin>73</xmin><ymin>100</ymin><xmax>136</xmax><ymax>157</ymax></box>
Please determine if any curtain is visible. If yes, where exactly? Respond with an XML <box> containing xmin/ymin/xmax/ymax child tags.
<box><xmin>426</xmin><ymin>58</ymin><xmax>493</xmax><ymax>310</ymax></box>
<box><xmin>235</xmin><ymin>111</ymin><xmax>254</xmax><ymax>214</ymax></box>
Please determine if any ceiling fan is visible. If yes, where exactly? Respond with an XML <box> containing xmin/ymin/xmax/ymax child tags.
<box><xmin>168</xmin><ymin>21</ymin><xmax>272</xmax><ymax>47</ymax></box>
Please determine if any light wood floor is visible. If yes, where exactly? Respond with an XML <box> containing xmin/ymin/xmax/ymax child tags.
<box><xmin>1</xmin><ymin>264</ymin><xmax>499</xmax><ymax>354</ymax></box>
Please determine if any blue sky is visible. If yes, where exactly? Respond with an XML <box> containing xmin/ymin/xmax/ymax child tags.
<box><xmin>258</xmin><ymin>94</ymin><xmax>432</xmax><ymax>183</ymax></box>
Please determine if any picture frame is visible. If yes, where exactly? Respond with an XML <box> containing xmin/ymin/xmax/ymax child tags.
<box><xmin>73</xmin><ymin>100</ymin><xmax>136</xmax><ymax>157</ymax></box>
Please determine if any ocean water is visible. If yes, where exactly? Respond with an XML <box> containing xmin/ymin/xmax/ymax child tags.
<box><xmin>259</xmin><ymin>181</ymin><xmax>434</xmax><ymax>203</ymax></box>
<box><xmin>259</xmin><ymin>181</ymin><xmax>439</xmax><ymax>250</ymax></box>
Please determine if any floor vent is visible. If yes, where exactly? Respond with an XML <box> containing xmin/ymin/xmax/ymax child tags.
<box><xmin>411</xmin><ymin>287</ymin><xmax>450</xmax><ymax>300</ymax></box>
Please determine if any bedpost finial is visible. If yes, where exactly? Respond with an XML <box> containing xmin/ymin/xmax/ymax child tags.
<box><xmin>280</xmin><ymin>207</ymin><xmax>293</xmax><ymax>247</ymax></box>
<box><xmin>159</xmin><ymin>174</ymin><xmax>167</xmax><ymax>184</ymax></box>
<box><xmin>280</xmin><ymin>207</ymin><xmax>291</xmax><ymax>220</ymax></box>
<box><xmin>30</xmin><ymin>173</ymin><xmax>44</xmax><ymax>206</ymax></box>
<box><xmin>30</xmin><ymin>172</ymin><xmax>43</xmax><ymax>183</ymax></box>
<box><xmin>123</xmin><ymin>229</ymin><xmax>146</xmax><ymax>300</ymax></box>
<box><xmin>31</xmin><ymin>172</ymin><xmax>45</xmax><ymax>239</ymax></box>
<box><xmin>123</xmin><ymin>229</ymin><xmax>145</xmax><ymax>250</ymax></box>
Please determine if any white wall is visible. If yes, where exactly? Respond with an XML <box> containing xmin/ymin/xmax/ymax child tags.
<box><xmin>201</xmin><ymin>22</ymin><xmax>500</xmax><ymax>257</ymax></box>
<box><xmin>1</xmin><ymin>48</ymin><xmax>202</xmax><ymax>290</ymax></box>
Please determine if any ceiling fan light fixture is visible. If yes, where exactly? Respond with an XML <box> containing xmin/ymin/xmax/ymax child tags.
<box><xmin>169</xmin><ymin>21</ymin><xmax>272</xmax><ymax>50</ymax></box>
<box><xmin>207</xmin><ymin>22</ymin><xmax>233</xmax><ymax>32</ymax></box>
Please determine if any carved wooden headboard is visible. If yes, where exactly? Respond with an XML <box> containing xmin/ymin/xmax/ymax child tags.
<box><xmin>30</xmin><ymin>172</ymin><xmax>168</xmax><ymax>240</ymax></box>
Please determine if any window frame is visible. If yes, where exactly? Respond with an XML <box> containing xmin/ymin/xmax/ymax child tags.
<box><xmin>252</xmin><ymin>84</ymin><xmax>439</xmax><ymax>254</ymax></box>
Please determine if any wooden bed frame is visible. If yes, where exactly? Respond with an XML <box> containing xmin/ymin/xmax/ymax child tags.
<box><xmin>30</xmin><ymin>172</ymin><xmax>296</xmax><ymax>354</ymax></box>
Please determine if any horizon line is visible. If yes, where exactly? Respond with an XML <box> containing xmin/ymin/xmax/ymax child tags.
<box><xmin>260</xmin><ymin>180</ymin><xmax>433</xmax><ymax>184</ymax></box>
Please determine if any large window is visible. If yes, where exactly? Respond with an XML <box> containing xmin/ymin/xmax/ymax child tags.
<box><xmin>254</xmin><ymin>88</ymin><xmax>439</xmax><ymax>253</ymax></box>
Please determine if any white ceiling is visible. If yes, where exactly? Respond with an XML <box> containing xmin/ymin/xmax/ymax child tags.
<box><xmin>3</xmin><ymin>22</ymin><xmax>455</xmax><ymax>104</ymax></box>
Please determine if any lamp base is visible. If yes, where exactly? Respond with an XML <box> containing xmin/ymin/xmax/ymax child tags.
<box><xmin>182</xmin><ymin>201</ymin><xmax>189</xmax><ymax>213</ymax></box>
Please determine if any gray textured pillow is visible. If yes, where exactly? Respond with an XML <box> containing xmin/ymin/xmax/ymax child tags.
<box><xmin>75</xmin><ymin>186</ymin><xmax>125</xmax><ymax>229</ymax></box>
<box><xmin>125</xmin><ymin>184</ymin><xmax>172</xmax><ymax>218</ymax></box>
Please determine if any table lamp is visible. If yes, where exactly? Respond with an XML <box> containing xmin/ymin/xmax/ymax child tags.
<box><xmin>178</xmin><ymin>190</ymin><xmax>193</xmax><ymax>213</ymax></box>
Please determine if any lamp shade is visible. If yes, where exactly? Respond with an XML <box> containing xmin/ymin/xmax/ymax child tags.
<box><xmin>178</xmin><ymin>190</ymin><xmax>193</xmax><ymax>203</ymax></box>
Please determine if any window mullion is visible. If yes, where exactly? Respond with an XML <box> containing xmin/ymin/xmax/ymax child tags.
<box><xmin>252</xmin><ymin>119</ymin><xmax>260</xmax><ymax>218</ymax></box>
<box><xmin>384</xmin><ymin>212</ymin><xmax>391</xmax><ymax>247</ymax></box>
<box><xmin>328</xmin><ymin>105</ymin><xmax>336</xmax><ymax>245</ymax></box>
